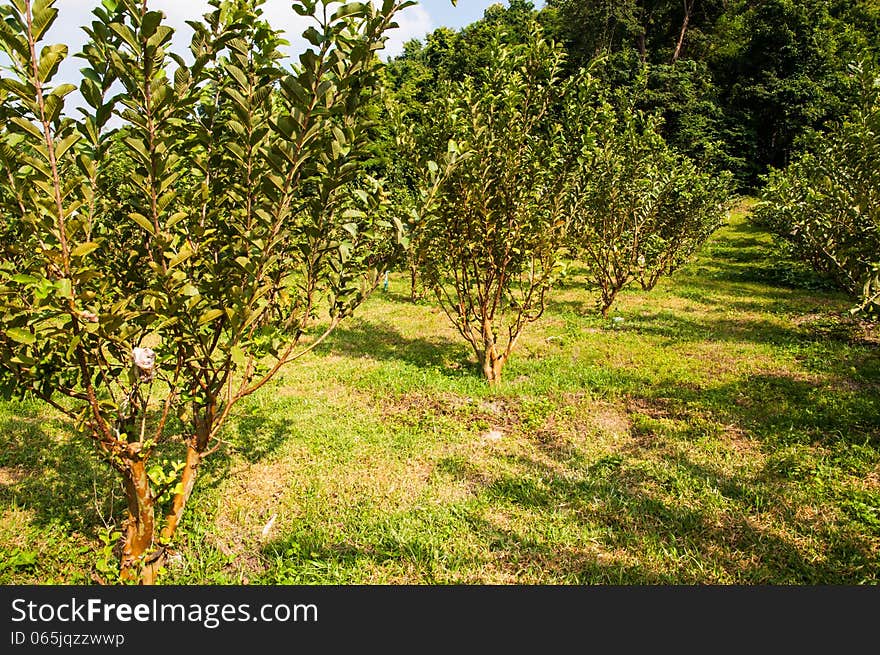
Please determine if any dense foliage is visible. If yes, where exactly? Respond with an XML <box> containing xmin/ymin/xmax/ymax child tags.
<box><xmin>755</xmin><ymin>62</ymin><xmax>880</xmax><ymax>314</ymax></box>
<box><xmin>565</xmin><ymin>90</ymin><xmax>732</xmax><ymax>316</ymax></box>
<box><xmin>390</xmin><ymin>0</ymin><xmax>879</xmax><ymax>189</ymax></box>
<box><xmin>1</xmin><ymin>0</ymin><xmax>877</xmax><ymax>587</ymax></box>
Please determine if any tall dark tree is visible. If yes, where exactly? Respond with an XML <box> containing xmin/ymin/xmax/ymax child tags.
<box><xmin>710</xmin><ymin>0</ymin><xmax>864</xmax><ymax>186</ymax></box>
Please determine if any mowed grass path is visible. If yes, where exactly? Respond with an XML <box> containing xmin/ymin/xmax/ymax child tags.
<box><xmin>1</xmin><ymin>205</ymin><xmax>878</xmax><ymax>584</ymax></box>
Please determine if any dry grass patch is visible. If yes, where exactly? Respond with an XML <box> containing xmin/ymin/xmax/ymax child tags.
<box><xmin>0</xmin><ymin>466</ymin><xmax>27</xmax><ymax>486</ymax></box>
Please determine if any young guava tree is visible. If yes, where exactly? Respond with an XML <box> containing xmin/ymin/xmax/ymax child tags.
<box><xmin>755</xmin><ymin>60</ymin><xmax>880</xmax><ymax>315</ymax></box>
<box><xmin>0</xmin><ymin>0</ymin><xmax>414</xmax><ymax>584</ymax></box>
<box><xmin>564</xmin><ymin>89</ymin><xmax>731</xmax><ymax>317</ymax></box>
<box><xmin>403</xmin><ymin>29</ymin><xmax>587</xmax><ymax>384</ymax></box>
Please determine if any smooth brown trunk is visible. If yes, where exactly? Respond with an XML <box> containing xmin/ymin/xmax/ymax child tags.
<box><xmin>481</xmin><ymin>345</ymin><xmax>505</xmax><ymax>385</ymax></box>
<box><xmin>410</xmin><ymin>265</ymin><xmax>422</xmax><ymax>302</ymax></box>
<box><xmin>131</xmin><ymin>404</ymin><xmax>213</xmax><ymax>584</ymax></box>
<box><xmin>120</xmin><ymin>459</ymin><xmax>156</xmax><ymax>584</ymax></box>
<box><xmin>160</xmin><ymin>405</ymin><xmax>213</xmax><ymax>544</ymax></box>
<box><xmin>600</xmin><ymin>286</ymin><xmax>620</xmax><ymax>318</ymax></box>
<box><xmin>600</xmin><ymin>294</ymin><xmax>616</xmax><ymax>317</ymax></box>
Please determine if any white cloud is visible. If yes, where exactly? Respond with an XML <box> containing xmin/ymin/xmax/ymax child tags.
<box><xmin>381</xmin><ymin>4</ymin><xmax>433</xmax><ymax>59</ymax></box>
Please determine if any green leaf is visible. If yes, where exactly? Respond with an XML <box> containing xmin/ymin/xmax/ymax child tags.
<box><xmin>303</xmin><ymin>26</ymin><xmax>323</xmax><ymax>47</ymax></box>
<box><xmin>71</xmin><ymin>242</ymin><xmax>100</xmax><ymax>258</ymax></box>
<box><xmin>10</xmin><ymin>274</ymin><xmax>39</xmax><ymax>285</ymax></box>
<box><xmin>230</xmin><ymin>346</ymin><xmax>247</xmax><ymax>366</ymax></box>
<box><xmin>54</xmin><ymin>132</ymin><xmax>80</xmax><ymax>160</ymax></box>
<box><xmin>37</xmin><ymin>44</ymin><xmax>68</xmax><ymax>84</ymax></box>
<box><xmin>333</xmin><ymin>2</ymin><xmax>369</xmax><ymax>20</ymax></box>
<box><xmin>109</xmin><ymin>23</ymin><xmax>139</xmax><ymax>53</ymax></box>
<box><xmin>9</xmin><ymin>117</ymin><xmax>43</xmax><ymax>142</ymax></box>
<box><xmin>198</xmin><ymin>309</ymin><xmax>225</xmax><ymax>326</ymax></box>
<box><xmin>224</xmin><ymin>63</ymin><xmax>248</xmax><ymax>89</ymax></box>
<box><xmin>128</xmin><ymin>212</ymin><xmax>156</xmax><ymax>235</ymax></box>
<box><xmin>56</xmin><ymin>278</ymin><xmax>72</xmax><ymax>299</ymax></box>
<box><xmin>30</xmin><ymin>1</ymin><xmax>58</xmax><ymax>41</ymax></box>
<box><xmin>6</xmin><ymin>328</ymin><xmax>35</xmax><ymax>345</ymax></box>
<box><xmin>167</xmin><ymin>244</ymin><xmax>193</xmax><ymax>269</ymax></box>
<box><xmin>141</xmin><ymin>11</ymin><xmax>163</xmax><ymax>39</ymax></box>
<box><xmin>51</xmin><ymin>83</ymin><xmax>77</xmax><ymax>99</ymax></box>
<box><xmin>167</xmin><ymin>212</ymin><xmax>188</xmax><ymax>227</ymax></box>
<box><xmin>124</xmin><ymin>136</ymin><xmax>150</xmax><ymax>163</ymax></box>
<box><xmin>180</xmin><ymin>283</ymin><xmax>199</xmax><ymax>297</ymax></box>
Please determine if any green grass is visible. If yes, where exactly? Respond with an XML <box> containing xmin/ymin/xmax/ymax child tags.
<box><xmin>1</xmin><ymin>202</ymin><xmax>878</xmax><ymax>584</ymax></box>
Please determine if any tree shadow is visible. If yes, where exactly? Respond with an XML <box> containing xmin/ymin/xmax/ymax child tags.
<box><xmin>611</xmin><ymin>311</ymin><xmax>863</xmax><ymax>348</ymax></box>
<box><xmin>551</xmin><ymin>216</ymin><xmax>855</xmax><ymax>319</ymax></box>
<box><xmin>222</xmin><ymin>411</ymin><xmax>297</xmax><ymax>465</ymax></box>
<box><xmin>236</xmin><ymin>360</ymin><xmax>880</xmax><ymax>584</ymax></box>
<box><xmin>375</xmin><ymin>288</ymin><xmax>432</xmax><ymax>306</ymax></box>
<box><xmin>0</xmin><ymin>395</ymin><xmax>299</xmax><ymax>539</ymax></box>
<box><xmin>254</xmin><ymin>443</ymin><xmax>875</xmax><ymax>583</ymax></box>
<box><xmin>441</xmin><ymin>442</ymin><xmax>875</xmax><ymax>583</ymax></box>
<box><xmin>642</xmin><ymin>373</ymin><xmax>880</xmax><ymax>449</ymax></box>
<box><xmin>321</xmin><ymin>319</ymin><xmax>477</xmax><ymax>378</ymax></box>
<box><xmin>0</xmin><ymin>410</ymin><xmax>117</xmax><ymax>535</ymax></box>
<box><xmin>689</xmin><ymin>219</ymin><xmax>845</xmax><ymax>294</ymax></box>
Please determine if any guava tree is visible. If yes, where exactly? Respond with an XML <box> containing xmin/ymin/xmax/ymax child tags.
<box><xmin>0</xmin><ymin>0</ymin><xmax>413</xmax><ymax>583</ymax></box>
<box><xmin>755</xmin><ymin>60</ymin><xmax>880</xmax><ymax>315</ymax></box>
<box><xmin>565</xmin><ymin>91</ymin><xmax>731</xmax><ymax>317</ymax></box>
<box><xmin>403</xmin><ymin>29</ymin><xmax>586</xmax><ymax>384</ymax></box>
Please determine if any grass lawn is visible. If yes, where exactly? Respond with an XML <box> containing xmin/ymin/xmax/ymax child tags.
<box><xmin>1</xmin><ymin>202</ymin><xmax>878</xmax><ymax>584</ymax></box>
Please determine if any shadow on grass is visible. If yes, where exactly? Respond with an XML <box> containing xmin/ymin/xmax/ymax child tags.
<box><xmin>255</xmin><ymin>446</ymin><xmax>876</xmax><ymax>584</ymax></box>
<box><xmin>691</xmin><ymin>219</ymin><xmax>844</xmax><ymax>294</ymax></box>
<box><xmin>644</xmin><ymin>373</ymin><xmax>880</xmax><ymax>449</ymax></box>
<box><xmin>0</xmin><ymin>411</ymin><xmax>117</xmax><ymax>534</ymax></box>
<box><xmin>322</xmin><ymin>319</ymin><xmax>477</xmax><ymax>378</ymax></box>
<box><xmin>454</xmin><ymin>442</ymin><xmax>875</xmax><ymax>583</ymax></box>
<box><xmin>224</xmin><ymin>411</ymin><xmax>295</xmax><ymax>465</ymax></box>
<box><xmin>0</xmin><ymin>397</ymin><xmax>296</xmax><ymax>538</ymax></box>
<box><xmin>613</xmin><ymin>311</ymin><xmax>878</xmax><ymax>350</ymax></box>
<box><xmin>250</xmin><ymin>362</ymin><xmax>878</xmax><ymax>584</ymax></box>
<box><xmin>550</xmin><ymin>216</ymin><xmax>854</xmax><ymax>319</ymax></box>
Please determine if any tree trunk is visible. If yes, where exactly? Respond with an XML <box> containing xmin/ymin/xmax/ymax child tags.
<box><xmin>128</xmin><ymin>402</ymin><xmax>214</xmax><ymax>585</ymax></box>
<box><xmin>481</xmin><ymin>344</ymin><xmax>505</xmax><ymax>385</ymax></box>
<box><xmin>120</xmin><ymin>458</ymin><xmax>156</xmax><ymax>584</ymax></box>
<box><xmin>599</xmin><ymin>287</ymin><xmax>618</xmax><ymax>317</ymax></box>
<box><xmin>637</xmin><ymin>32</ymin><xmax>647</xmax><ymax>63</ymax></box>
<box><xmin>410</xmin><ymin>264</ymin><xmax>425</xmax><ymax>302</ymax></box>
<box><xmin>672</xmin><ymin>0</ymin><xmax>694</xmax><ymax>63</ymax></box>
<box><xmin>157</xmin><ymin>404</ymin><xmax>213</xmax><ymax>543</ymax></box>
